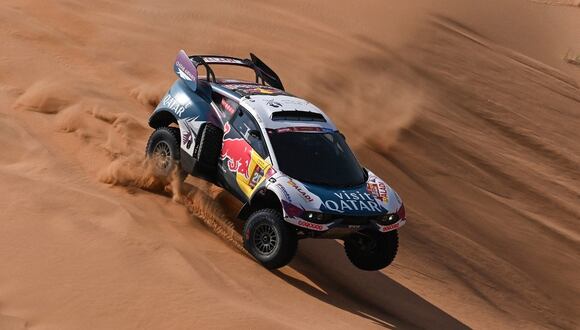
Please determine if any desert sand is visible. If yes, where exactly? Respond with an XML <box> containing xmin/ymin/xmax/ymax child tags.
<box><xmin>0</xmin><ymin>0</ymin><xmax>578</xmax><ymax>329</ymax></box>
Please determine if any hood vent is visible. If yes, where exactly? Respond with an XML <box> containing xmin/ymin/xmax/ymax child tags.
<box><xmin>271</xmin><ymin>111</ymin><xmax>326</xmax><ymax>122</ymax></box>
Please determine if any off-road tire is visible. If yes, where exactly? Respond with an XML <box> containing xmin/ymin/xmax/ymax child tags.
<box><xmin>345</xmin><ymin>230</ymin><xmax>398</xmax><ymax>271</ymax></box>
<box><xmin>145</xmin><ymin>127</ymin><xmax>183</xmax><ymax>178</ymax></box>
<box><xmin>243</xmin><ymin>209</ymin><xmax>298</xmax><ymax>270</ymax></box>
<box><xmin>195</xmin><ymin>123</ymin><xmax>222</xmax><ymax>174</ymax></box>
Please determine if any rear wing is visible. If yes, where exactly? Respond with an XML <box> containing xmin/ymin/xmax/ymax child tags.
<box><xmin>173</xmin><ymin>50</ymin><xmax>285</xmax><ymax>92</ymax></box>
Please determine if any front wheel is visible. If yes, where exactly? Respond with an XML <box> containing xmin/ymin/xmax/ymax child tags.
<box><xmin>243</xmin><ymin>209</ymin><xmax>297</xmax><ymax>270</ymax></box>
<box><xmin>345</xmin><ymin>230</ymin><xmax>398</xmax><ymax>271</ymax></box>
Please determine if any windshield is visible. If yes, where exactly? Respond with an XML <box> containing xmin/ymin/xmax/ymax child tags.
<box><xmin>268</xmin><ymin>130</ymin><xmax>366</xmax><ymax>187</ymax></box>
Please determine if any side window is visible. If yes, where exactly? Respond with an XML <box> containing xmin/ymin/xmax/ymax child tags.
<box><xmin>231</xmin><ymin>109</ymin><xmax>268</xmax><ymax>158</ymax></box>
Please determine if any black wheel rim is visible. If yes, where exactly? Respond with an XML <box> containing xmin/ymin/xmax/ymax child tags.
<box><xmin>253</xmin><ymin>223</ymin><xmax>278</xmax><ymax>255</ymax></box>
<box><xmin>152</xmin><ymin>141</ymin><xmax>172</xmax><ymax>170</ymax></box>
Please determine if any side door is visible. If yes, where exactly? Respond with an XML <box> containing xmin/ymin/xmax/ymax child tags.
<box><xmin>219</xmin><ymin>103</ymin><xmax>272</xmax><ymax>201</ymax></box>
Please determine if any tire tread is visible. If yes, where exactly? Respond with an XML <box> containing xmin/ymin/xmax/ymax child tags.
<box><xmin>243</xmin><ymin>209</ymin><xmax>297</xmax><ymax>270</ymax></box>
<box><xmin>196</xmin><ymin>123</ymin><xmax>222</xmax><ymax>172</ymax></box>
<box><xmin>344</xmin><ymin>230</ymin><xmax>398</xmax><ymax>271</ymax></box>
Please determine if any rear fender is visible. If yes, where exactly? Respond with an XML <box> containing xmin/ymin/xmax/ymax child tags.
<box><xmin>151</xmin><ymin>80</ymin><xmax>220</xmax><ymax>156</ymax></box>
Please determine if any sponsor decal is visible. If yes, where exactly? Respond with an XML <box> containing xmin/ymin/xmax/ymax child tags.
<box><xmin>181</xmin><ymin>117</ymin><xmax>198</xmax><ymax>149</ymax></box>
<box><xmin>221</xmin><ymin>122</ymin><xmax>252</xmax><ymax>178</ymax></box>
<box><xmin>378</xmin><ymin>222</ymin><xmax>400</xmax><ymax>232</ymax></box>
<box><xmin>272</xmin><ymin>98</ymin><xmax>307</xmax><ymax>107</ymax></box>
<box><xmin>287</xmin><ymin>179</ymin><xmax>314</xmax><ymax>202</ymax></box>
<box><xmin>323</xmin><ymin>191</ymin><xmax>384</xmax><ymax>213</ymax></box>
<box><xmin>222</xmin><ymin>84</ymin><xmax>252</xmax><ymax>90</ymax></box>
<box><xmin>183</xmin><ymin>130</ymin><xmax>192</xmax><ymax>146</ymax></box>
<box><xmin>367</xmin><ymin>181</ymin><xmax>388</xmax><ymax>203</ymax></box>
<box><xmin>222</xmin><ymin>84</ymin><xmax>283</xmax><ymax>96</ymax></box>
<box><xmin>266</xmin><ymin>99</ymin><xmax>282</xmax><ymax>108</ymax></box>
<box><xmin>176</xmin><ymin>62</ymin><xmax>194</xmax><ymax>81</ymax></box>
<box><xmin>161</xmin><ymin>94</ymin><xmax>189</xmax><ymax>117</ymax></box>
<box><xmin>176</xmin><ymin>67</ymin><xmax>192</xmax><ymax>81</ymax></box>
<box><xmin>276</xmin><ymin>183</ymin><xmax>292</xmax><ymax>202</ymax></box>
<box><xmin>174</xmin><ymin>50</ymin><xmax>198</xmax><ymax>85</ymax></box>
<box><xmin>221</xmin><ymin>98</ymin><xmax>236</xmax><ymax>115</ymax></box>
<box><xmin>266</xmin><ymin>167</ymin><xmax>276</xmax><ymax>178</ymax></box>
<box><xmin>297</xmin><ymin>220</ymin><xmax>324</xmax><ymax>231</ymax></box>
<box><xmin>248</xmin><ymin>166</ymin><xmax>264</xmax><ymax>189</ymax></box>
<box><xmin>255</xmin><ymin>87</ymin><xmax>276</xmax><ymax>94</ymax></box>
<box><xmin>201</xmin><ymin>57</ymin><xmax>245</xmax><ymax>64</ymax></box>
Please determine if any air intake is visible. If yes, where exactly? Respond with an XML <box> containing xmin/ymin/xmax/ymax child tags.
<box><xmin>271</xmin><ymin>111</ymin><xmax>326</xmax><ymax>122</ymax></box>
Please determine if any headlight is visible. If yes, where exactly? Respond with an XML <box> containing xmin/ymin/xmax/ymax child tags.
<box><xmin>302</xmin><ymin>212</ymin><xmax>333</xmax><ymax>224</ymax></box>
<box><xmin>379</xmin><ymin>213</ymin><xmax>400</xmax><ymax>225</ymax></box>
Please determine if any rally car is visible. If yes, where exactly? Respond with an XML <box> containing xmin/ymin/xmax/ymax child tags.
<box><xmin>146</xmin><ymin>50</ymin><xmax>407</xmax><ymax>270</ymax></box>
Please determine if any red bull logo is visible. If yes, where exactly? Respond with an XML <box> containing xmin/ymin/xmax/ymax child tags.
<box><xmin>367</xmin><ymin>181</ymin><xmax>388</xmax><ymax>203</ymax></box>
<box><xmin>221</xmin><ymin>122</ymin><xmax>252</xmax><ymax>178</ymax></box>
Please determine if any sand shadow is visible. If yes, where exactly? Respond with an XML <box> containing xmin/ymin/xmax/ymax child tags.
<box><xmin>181</xmin><ymin>186</ymin><xmax>466</xmax><ymax>328</ymax></box>
<box><xmin>273</xmin><ymin>239</ymin><xmax>468</xmax><ymax>329</ymax></box>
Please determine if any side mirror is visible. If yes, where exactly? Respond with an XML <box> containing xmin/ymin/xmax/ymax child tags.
<box><xmin>174</xmin><ymin>50</ymin><xmax>198</xmax><ymax>92</ymax></box>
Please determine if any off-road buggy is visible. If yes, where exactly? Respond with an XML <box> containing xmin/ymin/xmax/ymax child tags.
<box><xmin>146</xmin><ymin>50</ymin><xmax>406</xmax><ymax>270</ymax></box>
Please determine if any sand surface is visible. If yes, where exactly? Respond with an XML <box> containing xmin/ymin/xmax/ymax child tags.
<box><xmin>0</xmin><ymin>0</ymin><xmax>579</xmax><ymax>329</ymax></box>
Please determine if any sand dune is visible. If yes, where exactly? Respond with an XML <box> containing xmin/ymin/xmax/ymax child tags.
<box><xmin>0</xmin><ymin>0</ymin><xmax>578</xmax><ymax>329</ymax></box>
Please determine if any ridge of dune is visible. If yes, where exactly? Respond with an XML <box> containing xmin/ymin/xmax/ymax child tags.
<box><xmin>531</xmin><ymin>0</ymin><xmax>580</xmax><ymax>7</ymax></box>
<box><xmin>0</xmin><ymin>0</ymin><xmax>578</xmax><ymax>329</ymax></box>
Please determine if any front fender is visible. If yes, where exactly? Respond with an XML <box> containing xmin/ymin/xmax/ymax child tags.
<box><xmin>237</xmin><ymin>187</ymin><xmax>283</xmax><ymax>221</ymax></box>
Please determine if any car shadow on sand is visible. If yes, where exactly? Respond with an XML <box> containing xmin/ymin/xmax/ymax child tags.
<box><xmin>207</xmin><ymin>189</ymin><xmax>467</xmax><ymax>329</ymax></box>
<box><xmin>273</xmin><ymin>239</ymin><xmax>468</xmax><ymax>329</ymax></box>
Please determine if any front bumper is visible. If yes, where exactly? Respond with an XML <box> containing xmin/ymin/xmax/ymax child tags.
<box><xmin>284</xmin><ymin>215</ymin><xmax>406</xmax><ymax>235</ymax></box>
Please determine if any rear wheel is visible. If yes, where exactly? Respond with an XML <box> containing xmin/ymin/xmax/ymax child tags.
<box><xmin>243</xmin><ymin>209</ymin><xmax>298</xmax><ymax>270</ymax></box>
<box><xmin>345</xmin><ymin>230</ymin><xmax>398</xmax><ymax>271</ymax></box>
<box><xmin>145</xmin><ymin>127</ymin><xmax>184</xmax><ymax>178</ymax></box>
